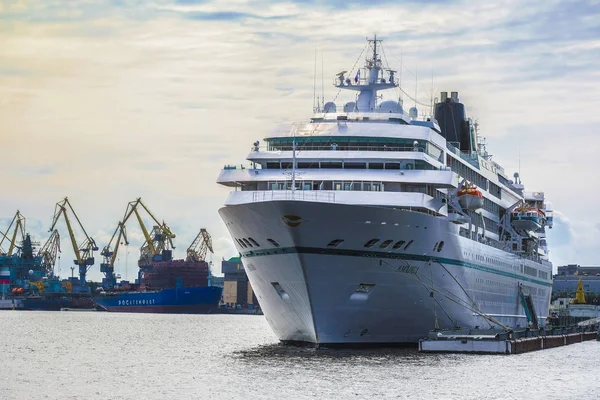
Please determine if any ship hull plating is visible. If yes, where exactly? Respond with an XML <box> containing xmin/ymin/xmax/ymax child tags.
<box><xmin>219</xmin><ymin>200</ymin><xmax>552</xmax><ymax>345</ymax></box>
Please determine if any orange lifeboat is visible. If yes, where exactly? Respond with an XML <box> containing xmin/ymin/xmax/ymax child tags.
<box><xmin>457</xmin><ymin>183</ymin><xmax>484</xmax><ymax>210</ymax></box>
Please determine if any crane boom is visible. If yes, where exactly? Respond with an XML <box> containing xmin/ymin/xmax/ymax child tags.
<box><xmin>186</xmin><ymin>228</ymin><xmax>214</xmax><ymax>262</ymax></box>
<box><xmin>0</xmin><ymin>210</ymin><xmax>26</xmax><ymax>255</ymax></box>
<box><xmin>117</xmin><ymin>198</ymin><xmax>176</xmax><ymax>282</ymax></box>
<box><xmin>38</xmin><ymin>230</ymin><xmax>61</xmax><ymax>275</ymax></box>
<box><xmin>100</xmin><ymin>222</ymin><xmax>128</xmax><ymax>289</ymax></box>
<box><xmin>49</xmin><ymin>198</ymin><xmax>98</xmax><ymax>285</ymax></box>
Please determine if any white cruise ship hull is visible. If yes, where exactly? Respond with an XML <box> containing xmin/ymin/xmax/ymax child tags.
<box><xmin>219</xmin><ymin>199</ymin><xmax>552</xmax><ymax>345</ymax></box>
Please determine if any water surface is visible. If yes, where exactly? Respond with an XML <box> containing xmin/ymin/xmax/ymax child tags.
<box><xmin>1</xmin><ymin>312</ymin><xmax>598</xmax><ymax>399</ymax></box>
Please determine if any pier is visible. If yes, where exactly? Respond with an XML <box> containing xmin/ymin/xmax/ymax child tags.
<box><xmin>419</xmin><ymin>320</ymin><xmax>600</xmax><ymax>354</ymax></box>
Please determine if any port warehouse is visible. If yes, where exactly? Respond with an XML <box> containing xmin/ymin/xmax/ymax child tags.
<box><xmin>221</xmin><ymin>257</ymin><xmax>257</xmax><ymax>308</ymax></box>
<box><xmin>553</xmin><ymin>264</ymin><xmax>600</xmax><ymax>296</ymax></box>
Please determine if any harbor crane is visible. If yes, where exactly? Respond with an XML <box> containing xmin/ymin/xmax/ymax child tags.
<box><xmin>37</xmin><ymin>230</ymin><xmax>61</xmax><ymax>275</ymax></box>
<box><xmin>120</xmin><ymin>198</ymin><xmax>176</xmax><ymax>280</ymax></box>
<box><xmin>49</xmin><ymin>197</ymin><xmax>98</xmax><ymax>285</ymax></box>
<box><xmin>0</xmin><ymin>210</ymin><xmax>26</xmax><ymax>256</ymax></box>
<box><xmin>99</xmin><ymin>222</ymin><xmax>128</xmax><ymax>289</ymax></box>
<box><xmin>186</xmin><ymin>228</ymin><xmax>213</xmax><ymax>262</ymax></box>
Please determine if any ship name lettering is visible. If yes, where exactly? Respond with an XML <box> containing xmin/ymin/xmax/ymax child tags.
<box><xmin>397</xmin><ymin>265</ymin><xmax>419</xmax><ymax>274</ymax></box>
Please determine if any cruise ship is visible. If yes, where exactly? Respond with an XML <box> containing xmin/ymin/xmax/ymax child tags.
<box><xmin>217</xmin><ymin>36</ymin><xmax>554</xmax><ymax>345</ymax></box>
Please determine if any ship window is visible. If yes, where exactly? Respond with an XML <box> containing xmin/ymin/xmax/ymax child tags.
<box><xmin>369</xmin><ymin>162</ymin><xmax>384</xmax><ymax>170</ymax></box>
<box><xmin>364</xmin><ymin>239</ymin><xmax>380</xmax><ymax>248</ymax></box>
<box><xmin>334</xmin><ymin>182</ymin><xmax>343</xmax><ymax>190</ymax></box>
<box><xmin>322</xmin><ymin>162</ymin><xmax>342</xmax><ymax>169</ymax></box>
<box><xmin>236</xmin><ymin>238</ymin><xmax>247</xmax><ymax>248</ymax></box>
<box><xmin>248</xmin><ymin>237</ymin><xmax>260</xmax><ymax>247</ymax></box>
<box><xmin>363</xmin><ymin>183</ymin><xmax>371</xmax><ymax>191</ymax></box>
<box><xmin>345</xmin><ymin>162</ymin><xmax>367</xmax><ymax>169</ymax></box>
<box><xmin>392</xmin><ymin>240</ymin><xmax>406</xmax><ymax>249</ymax></box>
<box><xmin>437</xmin><ymin>241</ymin><xmax>445</xmax><ymax>252</ymax></box>
<box><xmin>355</xmin><ymin>283</ymin><xmax>375</xmax><ymax>293</ymax></box>
<box><xmin>266</xmin><ymin>162</ymin><xmax>280</xmax><ymax>169</ymax></box>
<box><xmin>344</xmin><ymin>182</ymin><xmax>352</xmax><ymax>191</ymax></box>
<box><xmin>242</xmin><ymin>238</ymin><xmax>253</xmax><ymax>248</ymax></box>
<box><xmin>327</xmin><ymin>239</ymin><xmax>344</xmax><ymax>248</ymax></box>
<box><xmin>385</xmin><ymin>163</ymin><xmax>400</xmax><ymax>170</ymax></box>
<box><xmin>267</xmin><ymin>238</ymin><xmax>280</xmax><ymax>248</ymax></box>
<box><xmin>372</xmin><ymin>183</ymin><xmax>382</xmax><ymax>192</ymax></box>
<box><xmin>432</xmin><ymin>242</ymin><xmax>438</xmax><ymax>251</ymax></box>
<box><xmin>379</xmin><ymin>239</ymin><xmax>393</xmax><ymax>248</ymax></box>
<box><xmin>404</xmin><ymin>240</ymin><xmax>414</xmax><ymax>250</ymax></box>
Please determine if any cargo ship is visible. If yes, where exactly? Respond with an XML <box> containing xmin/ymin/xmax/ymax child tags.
<box><xmin>0</xmin><ymin>233</ymin><xmax>95</xmax><ymax>311</ymax></box>
<box><xmin>94</xmin><ymin>259</ymin><xmax>223</xmax><ymax>313</ymax></box>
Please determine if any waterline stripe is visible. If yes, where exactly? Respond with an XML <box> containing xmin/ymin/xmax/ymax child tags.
<box><xmin>240</xmin><ymin>247</ymin><xmax>552</xmax><ymax>287</ymax></box>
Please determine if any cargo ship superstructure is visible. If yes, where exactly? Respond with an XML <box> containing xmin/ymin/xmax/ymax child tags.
<box><xmin>217</xmin><ymin>36</ymin><xmax>553</xmax><ymax>345</ymax></box>
<box><xmin>94</xmin><ymin>199</ymin><xmax>223</xmax><ymax>313</ymax></box>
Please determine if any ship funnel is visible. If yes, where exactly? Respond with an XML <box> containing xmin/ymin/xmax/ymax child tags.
<box><xmin>451</xmin><ymin>91</ymin><xmax>459</xmax><ymax>102</ymax></box>
<box><xmin>441</xmin><ymin>92</ymin><xmax>448</xmax><ymax>102</ymax></box>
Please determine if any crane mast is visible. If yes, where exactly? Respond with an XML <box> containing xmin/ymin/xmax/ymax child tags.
<box><xmin>49</xmin><ymin>197</ymin><xmax>98</xmax><ymax>285</ymax></box>
<box><xmin>119</xmin><ymin>198</ymin><xmax>176</xmax><ymax>282</ymax></box>
<box><xmin>0</xmin><ymin>210</ymin><xmax>26</xmax><ymax>256</ymax></box>
<box><xmin>186</xmin><ymin>228</ymin><xmax>214</xmax><ymax>262</ymax></box>
<box><xmin>100</xmin><ymin>222</ymin><xmax>128</xmax><ymax>289</ymax></box>
<box><xmin>37</xmin><ymin>230</ymin><xmax>61</xmax><ymax>276</ymax></box>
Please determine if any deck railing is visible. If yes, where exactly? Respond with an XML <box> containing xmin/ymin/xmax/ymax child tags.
<box><xmin>252</xmin><ymin>190</ymin><xmax>336</xmax><ymax>203</ymax></box>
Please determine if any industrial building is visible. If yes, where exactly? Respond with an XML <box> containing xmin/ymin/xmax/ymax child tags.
<box><xmin>553</xmin><ymin>264</ymin><xmax>600</xmax><ymax>297</ymax></box>
<box><xmin>221</xmin><ymin>257</ymin><xmax>257</xmax><ymax>309</ymax></box>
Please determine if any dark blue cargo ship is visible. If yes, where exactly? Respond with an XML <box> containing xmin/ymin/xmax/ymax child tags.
<box><xmin>94</xmin><ymin>285</ymin><xmax>223</xmax><ymax>313</ymax></box>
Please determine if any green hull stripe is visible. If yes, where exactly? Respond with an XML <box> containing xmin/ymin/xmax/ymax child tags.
<box><xmin>240</xmin><ymin>247</ymin><xmax>552</xmax><ymax>287</ymax></box>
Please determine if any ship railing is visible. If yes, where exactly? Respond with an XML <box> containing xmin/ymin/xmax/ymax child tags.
<box><xmin>252</xmin><ymin>190</ymin><xmax>336</xmax><ymax>203</ymax></box>
<box><xmin>250</xmin><ymin>145</ymin><xmax>426</xmax><ymax>153</ymax></box>
<box><xmin>446</xmin><ymin>142</ymin><xmax>480</xmax><ymax>168</ymax></box>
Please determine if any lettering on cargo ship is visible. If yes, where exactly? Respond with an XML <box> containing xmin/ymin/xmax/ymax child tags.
<box><xmin>118</xmin><ymin>299</ymin><xmax>156</xmax><ymax>306</ymax></box>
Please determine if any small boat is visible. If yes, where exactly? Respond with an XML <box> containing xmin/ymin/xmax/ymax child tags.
<box><xmin>457</xmin><ymin>183</ymin><xmax>484</xmax><ymax>210</ymax></box>
<box><xmin>511</xmin><ymin>206</ymin><xmax>546</xmax><ymax>232</ymax></box>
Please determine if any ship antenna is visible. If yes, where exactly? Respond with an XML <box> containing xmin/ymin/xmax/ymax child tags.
<box><xmin>399</xmin><ymin>52</ymin><xmax>403</xmax><ymax>104</ymax></box>
<box><xmin>321</xmin><ymin>51</ymin><xmax>324</xmax><ymax>112</ymax></box>
<box><xmin>430</xmin><ymin>67</ymin><xmax>434</xmax><ymax>117</ymax></box>
<box><xmin>414</xmin><ymin>65</ymin><xmax>418</xmax><ymax>109</ymax></box>
<box><xmin>292</xmin><ymin>136</ymin><xmax>297</xmax><ymax>192</ymax></box>
<box><xmin>313</xmin><ymin>49</ymin><xmax>317</xmax><ymax>112</ymax></box>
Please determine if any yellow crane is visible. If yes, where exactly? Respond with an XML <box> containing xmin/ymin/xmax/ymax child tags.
<box><xmin>99</xmin><ymin>221</ymin><xmax>128</xmax><ymax>289</ymax></box>
<box><xmin>119</xmin><ymin>198</ymin><xmax>176</xmax><ymax>281</ymax></box>
<box><xmin>49</xmin><ymin>197</ymin><xmax>98</xmax><ymax>285</ymax></box>
<box><xmin>37</xmin><ymin>230</ymin><xmax>61</xmax><ymax>275</ymax></box>
<box><xmin>186</xmin><ymin>228</ymin><xmax>213</xmax><ymax>262</ymax></box>
<box><xmin>0</xmin><ymin>210</ymin><xmax>26</xmax><ymax>256</ymax></box>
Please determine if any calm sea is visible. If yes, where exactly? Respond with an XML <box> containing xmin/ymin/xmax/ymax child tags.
<box><xmin>1</xmin><ymin>312</ymin><xmax>598</xmax><ymax>400</ymax></box>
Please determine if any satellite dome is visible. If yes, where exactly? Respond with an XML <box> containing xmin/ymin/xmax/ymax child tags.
<box><xmin>409</xmin><ymin>106</ymin><xmax>418</xmax><ymax>119</ymax></box>
<box><xmin>323</xmin><ymin>102</ymin><xmax>337</xmax><ymax>113</ymax></box>
<box><xmin>29</xmin><ymin>269</ymin><xmax>34</xmax><ymax>276</ymax></box>
<box><xmin>378</xmin><ymin>100</ymin><xmax>403</xmax><ymax>114</ymax></box>
<box><xmin>343</xmin><ymin>102</ymin><xmax>356</xmax><ymax>112</ymax></box>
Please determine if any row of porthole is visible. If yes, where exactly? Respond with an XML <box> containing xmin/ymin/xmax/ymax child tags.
<box><xmin>236</xmin><ymin>237</ymin><xmax>281</xmax><ymax>249</ymax></box>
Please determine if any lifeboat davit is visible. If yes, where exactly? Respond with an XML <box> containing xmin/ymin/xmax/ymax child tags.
<box><xmin>458</xmin><ymin>185</ymin><xmax>484</xmax><ymax>210</ymax></box>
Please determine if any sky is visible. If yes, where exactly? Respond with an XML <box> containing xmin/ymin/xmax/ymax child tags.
<box><xmin>1</xmin><ymin>0</ymin><xmax>599</xmax><ymax>281</ymax></box>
